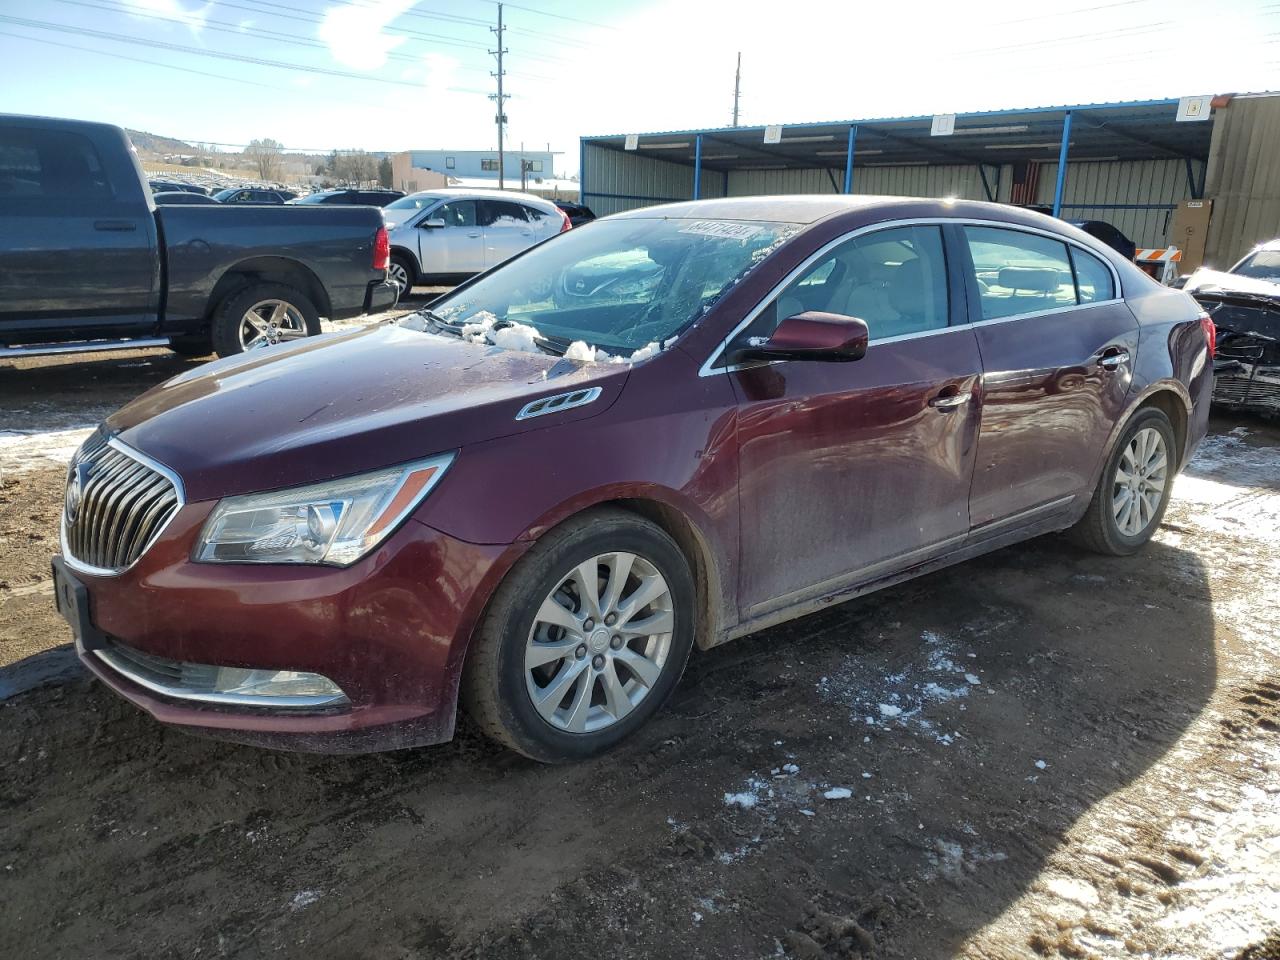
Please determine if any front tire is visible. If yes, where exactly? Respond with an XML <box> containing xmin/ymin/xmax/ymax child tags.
<box><xmin>461</xmin><ymin>508</ymin><xmax>696</xmax><ymax>762</ymax></box>
<box><xmin>1069</xmin><ymin>407</ymin><xmax>1176</xmax><ymax>555</ymax></box>
<box><xmin>210</xmin><ymin>282</ymin><xmax>320</xmax><ymax>358</ymax></box>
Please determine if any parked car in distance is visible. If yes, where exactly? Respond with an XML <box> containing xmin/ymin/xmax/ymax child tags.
<box><xmin>53</xmin><ymin>195</ymin><xmax>1215</xmax><ymax>762</ymax></box>
<box><xmin>288</xmin><ymin>188</ymin><xmax>406</xmax><ymax>207</ymax></box>
<box><xmin>1</xmin><ymin>114</ymin><xmax>397</xmax><ymax>359</ymax></box>
<box><xmin>1183</xmin><ymin>238</ymin><xmax>1280</xmax><ymax>416</ymax></box>
<box><xmin>212</xmin><ymin>187</ymin><xmax>297</xmax><ymax>204</ymax></box>
<box><xmin>384</xmin><ymin>188</ymin><xmax>569</xmax><ymax>295</ymax></box>
<box><xmin>1022</xmin><ymin>206</ymin><xmax>1138</xmax><ymax>261</ymax></box>
<box><xmin>555</xmin><ymin>200</ymin><xmax>596</xmax><ymax>227</ymax></box>
<box><xmin>152</xmin><ymin>191</ymin><xmax>220</xmax><ymax>205</ymax></box>
<box><xmin>149</xmin><ymin>179</ymin><xmax>208</xmax><ymax>196</ymax></box>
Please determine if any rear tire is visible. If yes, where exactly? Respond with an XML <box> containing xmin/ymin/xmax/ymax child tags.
<box><xmin>388</xmin><ymin>255</ymin><xmax>415</xmax><ymax>300</ymax></box>
<box><xmin>210</xmin><ymin>282</ymin><xmax>320</xmax><ymax>358</ymax></box>
<box><xmin>461</xmin><ymin>508</ymin><xmax>696</xmax><ymax>763</ymax></box>
<box><xmin>1069</xmin><ymin>407</ymin><xmax>1176</xmax><ymax>556</ymax></box>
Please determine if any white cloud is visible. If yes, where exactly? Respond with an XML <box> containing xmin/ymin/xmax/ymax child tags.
<box><xmin>318</xmin><ymin>0</ymin><xmax>415</xmax><ymax>71</ymax></box>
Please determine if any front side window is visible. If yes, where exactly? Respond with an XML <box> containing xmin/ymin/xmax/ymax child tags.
<box><xmin>1071</xmin><ymin>247</ymin><xmax>1116</xmax><ymax>303</ymax></box>
<box><xmin>422</xmin><ymin>218</ymin><xmax>799</xmax><ymax>354</ymax></box>
<box><xmin>434</xmin><ymin>200</ymin><xmax>476</xmax><ymax>227</ymax></box>
<box><xmin>734</xmin><ymin>225</ymin><xmax>950</xmax><ymax>348</ymax></box>
<box><xmin>965</xmin><ymin>226</ymin><xmax>1076</xmax><ymax>320</ymax></box>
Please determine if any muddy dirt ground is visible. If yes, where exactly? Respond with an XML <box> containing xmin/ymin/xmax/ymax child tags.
<box><xmin>1</xmin><ymin>325</ymin><xmax>1277</xmax><ymax>960</ymax></box>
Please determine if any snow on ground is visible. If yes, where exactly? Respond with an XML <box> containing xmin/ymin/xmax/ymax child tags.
<box><xmin>0</xmin><ymin>427</ymin><xmax>93</xmax><ymax>476</ymax></box>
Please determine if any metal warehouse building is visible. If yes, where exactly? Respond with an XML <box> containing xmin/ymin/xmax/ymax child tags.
<box><xmin>580</xmin><ymin>92</ymin><xmax>1280</xmax><ymax>268</ymax></box>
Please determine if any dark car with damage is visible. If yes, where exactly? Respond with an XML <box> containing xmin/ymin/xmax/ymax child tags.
<box><xmin>51</xmin><ymin>196</ymin><xmax>1214</xmax><ymax>762</ymax></box>
<box><xmin>1184</xmin><ymin>239</ymin><xmax>1280</xmax><ymax>416</ymax></box>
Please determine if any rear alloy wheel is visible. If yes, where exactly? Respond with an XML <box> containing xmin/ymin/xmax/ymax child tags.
<box><xmin>462</xmin><ymin>509</ymin><xmax>695</xmax><ymax>762</ymax></box>
<box><xmin>388</xmin><ymin>255</ymin><xmax>415</xmax><ymax>299</ymax></box>
<box><xmin>1069</xmin><ymin>407</ymin><xmax>1176</xmax><ymax>555</ymax></box>
<box><xmin>210</xmin><ymin>282</ymin><xmax>321</xmax><ymax>358</ymax></box>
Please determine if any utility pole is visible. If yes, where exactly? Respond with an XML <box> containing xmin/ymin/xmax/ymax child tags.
<box><xmin>732</xmin><ymin>51</ymin><xmax>741</xmax><ymax>127</ymax></box>
<box><xmin>489</xmin><ymin>3</ymin><xmax>508</xmax><ymax>189</ymax></box>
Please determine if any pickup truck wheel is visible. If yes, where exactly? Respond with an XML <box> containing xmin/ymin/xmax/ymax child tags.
<box><xmin>388</xmin><ymin>255</ymin><xmax>415</xmax><ymax>299</ymax></box>
<box><xmin>461</xmin><ymin>508</ymin><xmax>696</xmax><ymax>763</ymax></box>
<box><xmin>211</xmin><ymin>283</ymin><xmax>320</xmax><ymax>358</ymax></box>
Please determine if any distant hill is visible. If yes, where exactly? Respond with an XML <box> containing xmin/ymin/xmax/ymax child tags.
<box><xmin>125</xmin><ymin>128</ymin><xmax>195</xmax><ymax>155</ymax></box>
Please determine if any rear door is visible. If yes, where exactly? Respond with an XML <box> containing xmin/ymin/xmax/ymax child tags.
<box><xmin>722</xmin><ymin>224</ymin><xmax>984</xmax><ymax>618</ymax></box>
<box><xmin>959</xmin><ymin>224</ymin><xmax>1138</xmax><ymax>528</ymax></box>
<box><xmin>480</xmin><ymin>199</ymin><xmax>536</xmax><ymax>267</ymax></box>
<box><xmin>415</xmin><ymin>199</ymin><xmax>484</xmax><ymax>275</ymax></box>
<box><xmin>0</xmin><ymin>123</ymin><xmax>158</xmax><ymax>341</ymax></box>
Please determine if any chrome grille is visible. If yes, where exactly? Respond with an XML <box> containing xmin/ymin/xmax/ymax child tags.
<box><xmin>63</xmin><ymin>435</ymin><xmax>183</xmax><ymax>574</ymax></box>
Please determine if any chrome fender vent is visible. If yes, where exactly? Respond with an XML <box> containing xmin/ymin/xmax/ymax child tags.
<box><xmin>516</xmin><ymin>386</ymin><xmax>602</xmax><ymax>421</ymax></box>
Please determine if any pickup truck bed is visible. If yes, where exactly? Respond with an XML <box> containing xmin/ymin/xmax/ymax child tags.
<box><xmin>0</xmin><ymin>114</ymin><xmax>397</xmax><ymax>358</ymax></box>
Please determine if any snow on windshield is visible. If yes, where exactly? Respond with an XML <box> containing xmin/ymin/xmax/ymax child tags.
<box><xmin>408</xmin><ymin>218</ymin><xmax>800</xmax><ymax>363</ymax></box>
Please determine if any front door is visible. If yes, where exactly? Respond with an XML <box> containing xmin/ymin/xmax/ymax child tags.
<box><xmin>724</xmin><ymin>224</ymin><xmax>983</xmax><ymax>619</ymax></box>
<box><xmin>0</xmin><ymin>123</ymin><xmax>158</xmax><ymax>340</ymax></box>
<box><xmin>416</xmin><ymin>199</ymin><xmax>485</xmax><ymax>276</ymax></box>
<box><xmin>958</xmin><ymin>225</ymin><xmax>1139</xmax><ymax>527</ymax></box>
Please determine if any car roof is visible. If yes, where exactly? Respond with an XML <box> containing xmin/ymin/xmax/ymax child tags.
<box><xmin>1256</xmin><ymin>238</ymin><xmax>1280</xmax><ymax>252</ymax></box>
<box><xmin>401</xmin><ymin>188</ymin><xmax>556</xmax><ymax>209</ymax></box>
<box><xmin>607</xmin><ymin>194</ymin><xmax>1086</xmax><ymax>229</ymax></box>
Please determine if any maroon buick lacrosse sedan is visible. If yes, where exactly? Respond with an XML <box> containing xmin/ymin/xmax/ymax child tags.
<box><xmin>53</xmin><ymin>196</ymin><xmax>1214</xmax><ymax>761</ymax></box>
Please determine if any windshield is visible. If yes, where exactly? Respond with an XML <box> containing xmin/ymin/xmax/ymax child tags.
<box><xmin>1233</xmin><ymin>250</ymin><xmax>1280</xmax><ymax>283</ymax></box>
<box><xmin>417</xmin><ymin>217</ymin><xmax>799</xmax><ymax>359</ymax></box>
<box><xmin>211</xmin><ymin>188</ymin><xmax>238</xmax><ymax>201</ymax></box>
<box><xmin>385</xmin><ymin>194</ymin><xmax>440</xmax><ymax>212</ymax></box>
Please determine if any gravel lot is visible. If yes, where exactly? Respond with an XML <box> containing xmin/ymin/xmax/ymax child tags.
<box><xmin>1</xmin><ymin>317</ymin><xmax>1277</xmax><ymax>960</ymax></box>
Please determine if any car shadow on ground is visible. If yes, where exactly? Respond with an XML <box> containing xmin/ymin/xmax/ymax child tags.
<box><xmin>0</xmin><ymin>532</ymin><xmax>1216</xmax><ymax>959</ymax></box>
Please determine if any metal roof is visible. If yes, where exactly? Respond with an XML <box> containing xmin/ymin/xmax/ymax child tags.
<box><xmin>583</xmin><ymin>98</ymin><xmax>1216</xmax><ymax>171</ymax></box>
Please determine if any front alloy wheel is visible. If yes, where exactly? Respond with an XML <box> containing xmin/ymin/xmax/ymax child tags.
<box><xmin>525</xmin><ymin>552</ymin><xmax>673</xmax><ymax>734</ymax></box>
<box><xmin>462</xmin><ymin>508</ymin><xmax>696</xmax><ymax>762</ymax></box>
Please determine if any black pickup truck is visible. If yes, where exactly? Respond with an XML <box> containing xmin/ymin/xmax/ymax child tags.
<box><xmin>0</xmin><ymin>114</ymin><xmax>398</xmax><ymax>359</ymax></box>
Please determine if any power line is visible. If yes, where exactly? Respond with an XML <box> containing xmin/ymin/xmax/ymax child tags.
<box><xmin>0</xmin><ymin>14</ymin><xmax>502</xmax><ymax>90</ymax></box>
<box><xmin>479</xmin><ymin>0</ymin><xmax>619</xmax><ymax>30</ymax></box>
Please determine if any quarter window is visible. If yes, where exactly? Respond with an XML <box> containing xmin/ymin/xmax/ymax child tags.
<box><xmin>963</xmin><ymin>226</ymin><xmax>1076</xmax><ymax>320</ymax></box>
<box><xmin>737</xmin><ymin>225</ymin><xmax>950</xmax><ymax>346</ymax></box>
<box><xmin>1071</xmin><ymin>247</ymin><xmax>1116</xmax><ymax>302</ymax></box>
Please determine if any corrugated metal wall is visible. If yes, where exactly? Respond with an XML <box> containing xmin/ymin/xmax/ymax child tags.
<box><xmin>1203</xmin><ymin>95</ymin><xmax>1280</xmax><ymax>265</ymax></box>
<box><xmin>582</xmin><ymin>144</ymin><xmax>723</xmax><ymax>216</ymax></box>
<box><xmin>725</xmin><ymin>163</ymin><xmax>998</xmax><ymax>201</ymax></box>
<box><xmin>1036</xmin><ymin>159</ymin><xmax>1188</xmax><ymax>249</ymax></box>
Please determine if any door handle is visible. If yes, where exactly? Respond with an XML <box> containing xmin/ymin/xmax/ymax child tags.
<box><xmin>467</xmin><ymin>231</ymin><xmax>481</xmax><ymax>238</ymax></box>
<box><xmin>1098</xmin><ymin>349</ymin><xmax>1130</xmax><ymax>370</ymax></box>
<box><xmin>929</xmin><ymin>391</ymin><xmax>970</xmax><ymax>411</ymax></box>
<box><xmin>94</xmin><ymin>220</ymin><xmax>137</xmax><ymax>232</ymax></box>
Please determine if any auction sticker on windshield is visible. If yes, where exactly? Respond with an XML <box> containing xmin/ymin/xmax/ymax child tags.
<box><xmin>678</xmin><ymin>221</ymin><xmax>764</xmax><ymax>241</ymax></box>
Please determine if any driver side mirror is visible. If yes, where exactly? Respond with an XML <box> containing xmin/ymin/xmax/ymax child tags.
<box><xmin>421</xmin><ymin>217</ymin><xmax>446</xmax><ymax>229</ymax></box>
<box><xmin>730</xmin><ymin>311</ymin><xmax>869</xmax><ymax>365</ymax></box>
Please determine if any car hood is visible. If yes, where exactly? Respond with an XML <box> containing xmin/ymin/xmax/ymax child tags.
<box><xmin>1184</xmin><ymin>268</ymin><xmax>1280</xmax><ymax>306</ymax></box>
<box><xmin>109</xmin><ymin>324</ymin><xmax>629</xmax><ymax>502</ymax></box>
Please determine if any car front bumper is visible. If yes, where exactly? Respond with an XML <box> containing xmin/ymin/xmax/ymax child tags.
<box><xmin>55</xmin><ymin>504</ymin><xmax>526</xmax><ymax>753</ymax></box>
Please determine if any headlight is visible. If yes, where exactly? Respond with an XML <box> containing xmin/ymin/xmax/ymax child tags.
<box><xmin>195</xmin><ymin>453</ymin><xmax>454</xmax><ymax>566</ymax></box>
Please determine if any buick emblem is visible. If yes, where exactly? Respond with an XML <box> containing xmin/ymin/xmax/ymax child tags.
<box><xmin>65</xmin><ymin>461</ymin><xmax>90</xmax><ymax>524</ymax></box>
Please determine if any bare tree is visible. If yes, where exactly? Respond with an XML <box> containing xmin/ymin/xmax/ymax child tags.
<box><xmin>329</xmin><ymin>149</ymin><xmax>377</xmax><ymax>186</ymax></box>
<box><xmin>245</xmin><ymin>138</ymin><xmax>284</xmax><ymax>181</ymax></box>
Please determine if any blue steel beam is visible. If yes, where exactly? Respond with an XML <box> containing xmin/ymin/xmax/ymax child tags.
<box><xmin>843</xmin><ymin>125</ymin><xmax>857</xmax><ymax>194</ymax></box>
<box><xmin>1052</xmin><ymin>111</ymin><xmax>1073</xmax><ymax>218</ymax></box>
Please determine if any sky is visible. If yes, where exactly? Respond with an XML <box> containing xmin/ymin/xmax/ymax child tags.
<box><xmin>0</xmin><ymin>0</ymin><xmax>1277</xmax><ymax>176</ymax></box>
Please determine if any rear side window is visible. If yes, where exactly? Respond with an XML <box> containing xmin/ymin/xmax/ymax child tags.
<box><xmin>0</xmin><ymin>127</ymin><xmax>111</xmax><ymax>199</ymax></box>
<box><xmin>964</xmin><ymin>227</ymin><xmax>1076</xmax><ymax>320</ymax></box>
<box><xmin>1071</xmin><ymin>247</ymin><xmax>1115</xmax><ymax>302</ymax></box>
<box><xmin>481</xmin><ymin>200</ymin><xmax>530</xmax><ymax>226</ymax></box>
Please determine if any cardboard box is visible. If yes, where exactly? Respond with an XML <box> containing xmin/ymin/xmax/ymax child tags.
<box><xmin>1170</xmin><ymin>199</ymin><xmax>1213</xmax><ymax>272</ymax></box>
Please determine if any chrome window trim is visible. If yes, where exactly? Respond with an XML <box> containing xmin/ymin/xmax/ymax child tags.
<box><xmin>698</xmin><ymin>216</ymin><xmax>1124</xmax><ymax>377</ymax></box>
<box><xmin>60</xmin><ymin>437</ymin><xmax>186</xmax><ymax>578</ymax></box>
